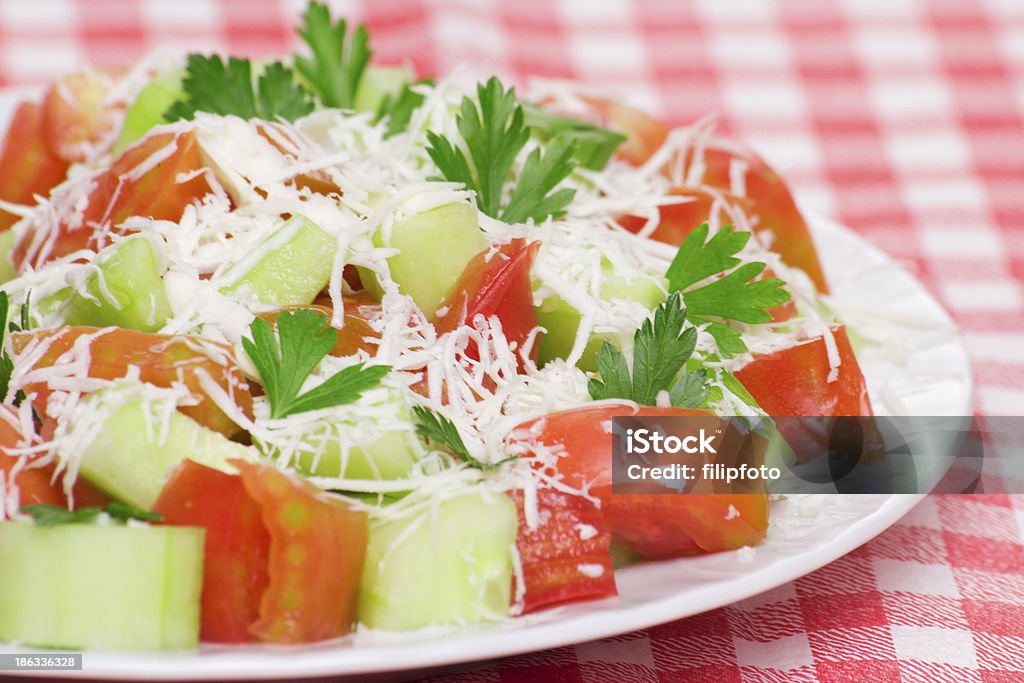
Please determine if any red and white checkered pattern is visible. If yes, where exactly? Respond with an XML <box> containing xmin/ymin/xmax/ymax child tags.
<box><xmin>1</xmin><ymin>0</ymin><xmax>1022</xmax><ymax>680</ymax></box>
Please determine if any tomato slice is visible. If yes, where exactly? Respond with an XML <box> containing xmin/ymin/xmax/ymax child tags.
<box><xmin>511</xmin><ymin>488</ymin><xmax>616</xmax><ymax>614</ymax></box>
<box><xmin>13</xmin><ymin>129</ymin><xmax>211</xmax><ymax>270</ymax></box>
<box><xmin>734</xmin><ymin>325</ymin><xmax>872</xmax><ymax>418</ymax></box>
<box><xmin>435</xmin><ymin>238</ymin><xmax>540</xmax><ymax>371</ymax></box>
<box><xmin>263</xmin><ymin>293</ymin><xmax>382</xmax><ymax>358</ymax></box>
<box><xmin>512</xmin><ymin>405</ymin><xmax>769</xmax><ymax>559</ymax></box>
<box><xmin>618</xmin><ymin>187</ymin><xmax>745</xmax><ymax>245</ymax></box>
<box><xmin>12</xmin><ymin>327</ymin><xmax>254</xmax><ymax>437</ymax></box>
<box><xmin>154</xmin><ymin>460</ymin><xmax>368</xmax><ymax>644</ymax></box>
<box><xmin>152</xmin><ymin>460</ymin><xmax>270</xmax><ymax>643</ymax></box>
<box><xmin>0</xmin><ymin>101</ymin><xmax>71</xmax><ymax>231</ymax></box>
<box><xmin>698</xmin><ymin>147</ymin><xmax>829</xmax><ymax>293</ymax></box>
<box><xmin>234</xmin><ymin>460</ymin><xmax>367</xmax><ymax>644</ymax></box>
<box><xmin>41</xmin><ymin>69</ymin><xmax>124</xmax><ymax>163</ymax></box>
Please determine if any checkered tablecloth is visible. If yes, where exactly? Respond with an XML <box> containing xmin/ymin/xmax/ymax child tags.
<box><xmin>1</xmin><ymin>0</ymin><xmax>1022</xmax><ymax>680</ymax></box>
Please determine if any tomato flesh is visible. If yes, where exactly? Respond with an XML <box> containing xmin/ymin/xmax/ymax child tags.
<box><xmin>0</xmin><ymin>101</ymin><xmax>70</xmax><ymax>231</ymax></box>
<box><xmin>154</xmin><ymin>460</ymin><xmax>367</xmax><ymax>644</ymax></box>
<box><xmin>734</xmin><ymin>325</ymin><xmax>872</xmax><ymax>418</ymax></box>
<box><xmin>234</xmin><ymin>460</ymin><xmax>367</xmax><ymax>644</ymax></box>
<box><xmin>13</xmin><ymin>129</ymin><xmax>211</xmax><ymax>270</ymax></box>
<box><xmin>152</xmin><ymin>460</ymin><xmax>271</xmax><ymax>643</ymax></box>
<box><xmin>435</xmin><ymin>238</ymin><xmax>540</xmax><ymax>371</ymax></box>
<box><xmin>513</xmin><ymin>405</ymin><xmax>769</xmax><ymax>559</ymax></box>
<box><xmin>41</xmin><ymin>70</ymin><xmax>123</xmax><ymax>163</ymax></box>
<box><xmin>511</xmin><ymin>488</ymin><xmax>616</xmax><ymax>614</ymax></box>
<box><xmin>12</xmin><ymin>327</ymin><xmax>254</xmax><ymax>437</ymax></box>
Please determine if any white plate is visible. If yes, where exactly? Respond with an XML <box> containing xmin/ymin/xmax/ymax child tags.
<box><xmin>0</xmin><ymin>90</ymin><xmax>972</xmax><ymax>680</ymax></box>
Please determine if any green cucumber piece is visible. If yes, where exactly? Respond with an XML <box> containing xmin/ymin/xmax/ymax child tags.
<box><xmin>77</xmin><ymin>392</ymin><xmax>256</xmax><ymax>509</ymax></box>
<box><xmin>65</xmin><ymin>236</ymin><xmax>172</xmax><ymax>332</ymax></box>
<box><xmin>354</xmin><ymin>64</ymin><xmax>414</xmax><ymax>114</ymax></box>
<box><xmin>536</xmin><ymin>274</ymin><xmax>666</xmax><ymax>370</ymax></box>
<box><xmin>364</xmin><ymin>202</ymin><xmax>487</xmax><ymax>317</ymax></box>
<box><xmin>295</xmin><ymin>428</ymin><xmax>422</xmax><ymax>480</ymax></box>
<box><xmin>220</xmin><ymin>215</ymin><xmax>336</xmax><ymax>306</ymax></box>
<box><xmin>112</xmin><ymin>70</ymin><xmax>184</xmax><ymax>156</ymax></box>
<box><xmin>0</xmin><ymin>522</ymin><xmax>204</xmax><ymax>651</ymax></box>
<box><xmin>358</xmin><ymin>492</ymin><xmax>517</xmax><ymax>630</ymax></box>
<box><xmin>0</xmin><ymin>230</ymin><xmax>18</xmax><ymax>284</ymax></box>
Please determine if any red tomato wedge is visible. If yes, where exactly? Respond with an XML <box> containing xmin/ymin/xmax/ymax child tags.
<box><xmin>510</xmin><ymin>488</ymin><xmax>616</xmax><ymax>615</ymax></box>
<box><xmin>13</xmin><ymin>129</ymin><xmax>211</xmax><ymax>270</ymax></box>
<box><xmin>41</xmin><ymin>69</ymin><xmax>124</xmax><ymax>163</ymax></box>
<box><xmin>11</xmin><ymin>327</ymin><xmax>254</xmax><ymax>437</ymax></box>
<box><xmin>154</xmin><ymin>460</ymin><xmax>368</xmax><ymax>644</ymax></box>
<box><xmin>734</xmin><ymin>325</ymin><xmax>873</xmax><ymax>418</ymax></box>
<box><xmin>584</xmin><ymin>97</ymin><xmax>669</xmax><ymax>167</ymax></box>
<box><xmin>595</xmin><ymin>98</ymin><xmax>829</xmax><ymax>293</ymax></box>
<box><xmin>264</xmin><ymin>293</ymin><xmax>383</xmax><ymax>358</ymax></box>
<box><xmin>512</xmin><ymin>405</ymin><xmax>769</xmax><ymax>559</ymax></box>
<box><xmin>618</xmin><ymin>186</ymin><xmax>744</xmax><ymax>246</ymax></box>
<box><xmin>234</xmin><ymin>460</ymin><xmax>367</xmax><ymax>644</ymax></box>
<box><xmin>694</xmin><ymin>147</ymin><xmax>829</xmax><ymax>294</ymax></box>
<box><xmin>435</xmin><ymin>238</ymin><xmax>540</xmax><ymax>371</ymax></box>
<box><xmin>152</xmin><ymin>460</ymin><xmax>270</xmax><ymax>644</ymax></box>
<box><xmin>0</xmin><ymin>101</ymin><xmax>71</xmax><ymax>231</ymax></box>
<box><xmin>0</xmin><ymin>406</ymin><xmax>107</xmax><ymax>509</ymax></box>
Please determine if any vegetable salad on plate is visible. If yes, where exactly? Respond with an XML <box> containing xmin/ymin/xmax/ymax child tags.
<box><xmin>0</xmin><ymin>2</ymin><xmax>873</xmax><ymax>651</ymax></box>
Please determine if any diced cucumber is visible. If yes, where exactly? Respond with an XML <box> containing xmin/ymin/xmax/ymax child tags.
<box><xmin>364</xmin><ymin>202</ymin><xmax>487</xmax><ymax>317</ymax></box>
<box><xmin>297</xmin><ymin>428</ymin><xmax>421</xmax><ymax>480</ymax></box>
<box><xmin>536</xmin><ymin>274</ymin><xmax>666</xmax><ymax>371</ymax></box>
<box><xmin>286</xmin><ymin>374</ymin><xmax>425</xmax><ymax>481</ymax></box>
<box><xmin>0</xmin><ymin>230</ymin><xmax>18</xmax><ymax>284</ymax></box>
<box><xmin>220</xmin><ymin>215</ymin><xmax>336</xmax><ymax>306</ymax></box>
<box><xmin>354</xmin><ymin>64</ymin><xmax>414</xmax><ymax>114</ymax></box>
<box><xmin>358</xmin><ymin>492</ymin><xmax>517</xmax><ymax>630</ymax></box>
<box><xmin>65</xmin><ymin>236</ymin><xmax>172</xmax><ymax>332</ymax></box>
<box><xmin>0</xmin><ymin>522</ymin><xmax>204</xmax><ymax>651</ymax></box>
<box><xmin>112</xmin><ymin>70</ymin><xmax>184</xmax><ymax>156</ymax></box>
<box><xmin>77</xmin><ymin>392</ymin><xmax>256</xmax><ymax>509</ymax></box>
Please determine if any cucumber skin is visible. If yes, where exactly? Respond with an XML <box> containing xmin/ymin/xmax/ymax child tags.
<box><xmin>536</xmin><ymin>275</ymin><xmax>667</xmax><ymax>370</ymax></box>
<box><xmin>66</xmin><ymin>236</ymin><xmax>172</xmax><ymax>333</ymax></box>
<box><xmin>365</xmin><ymin>202</ymin><xmax>487</xmax><ymax>317</ymax></box>
<box><xmin>294</xmin><ymin>426</ymin><xmax>423</xmax><ymax>480</ymax></box>
<box><xmin>358</xmin><ymin>492</ymin><xmax>518</xmax><ymax>631</ymax></box>
<box><xmin>354</xmin><ymin>65</ymin><xmax>414</xmax><ymax>114</ymax></box>
<box><xmin>0</xmin><ymin>230</ymin><xmax>17</xmax><ymax>284</ymax></box>
<box><xmin>112</xmin><ymin>70</ymin><xmax>184</xmax><ymax>156</ymax></box>
<box><xmin>222</xmin><ymin>215</ymin><xmax>336</xmax><ymax>307</ymax></box>
<box><xmin>0</xmin><ymin>522</ymin><xmax>204</xmax><ymax>651</ymax></box>
<box><xmin>79</xmin><ymin>397</ymin><xmax>255</xmax><ymax>509</ymax></box>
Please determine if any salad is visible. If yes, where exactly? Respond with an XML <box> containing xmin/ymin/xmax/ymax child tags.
<box><xmin>0</xmin><ymin>3</ymin><xmax>873</xmax><ymax>652</ymax></box>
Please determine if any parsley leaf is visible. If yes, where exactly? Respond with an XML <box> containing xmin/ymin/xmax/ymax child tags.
<box><xmin>106</xmin><ymin>501</ymin><xmax>164</xmax><ymax>523</ymax></box>
<box><xmin>295</xmin><ymin>1</ymin><xmax>371</xmax><ymax>109</ymax></box>
<box><xmin>522</xmin><ymin>104</ymin><xmax>626</xmax><ymax>171</ymax></box>
<box><xmin>20</xmin><ymin>502</ymin><xmax>162</xmax><ymax>526</ymax></box>
<box><xmin>165</xmin><ymin>55</ymin><xmax>314</xmax><ymax>122</ymax></box>
<box><xmin>588</xmin><ymin>293</ymin><xmax>708</xmax><ymax>408</ymax></box>
<box><xmin>412</xmin><ymin>406</ymin><xmax>504</xmax><ymax>470</ymax></box>
<box><xmin>374</xmin><ymin>78</ymin><xmax>433</xmax><ymax>137</ymax></box>
<box><xmin>664</xmin><ymin>223</ymin><xmax>790</xmax><ymax>356</ymax></box>
<box><xmin>426</xmin><ymin>77</ymin><xmax>578</xmax><ymax>224</ymax></box>
<box><xmin>502</xmin><ymin>134</ymin><xmax>578</xmax><ymax>224</ymax></box>
<box><xmin>0</xmin><ymin>290</ymin><xmax>29</xmax><ymax>405</ymax></box>
<box><xmin>242</xmin><ymin>310</ymin><xmax>389</xmax><ymax>419</ymax></box>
